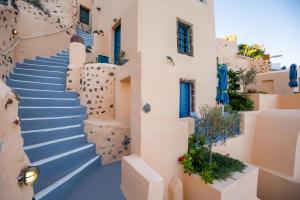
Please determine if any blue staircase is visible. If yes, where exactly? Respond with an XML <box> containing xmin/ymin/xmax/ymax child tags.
<box><xmin>76</xmin><ymin>28</ymin><xmax>94</xmax><ymax>47</ymax></box>
<box><xmin>6</xmin><ymin>50</ymin><xmax>101</xmax><ymax>200</ymax></box>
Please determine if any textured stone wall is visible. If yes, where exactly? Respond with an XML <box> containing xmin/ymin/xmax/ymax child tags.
<box><xmin>67</xmin><ymin>63</ymin><xmax>116</xmax><ymax>120</ymax></box>
<box><xmin>0</xmin><ymin>80</ymin><xmax>33</xmax><ymax>200</ymax></box>
<box><xmin>249</xmin><ymin>57</ymin><xmax>271</xmax><ymax>74</ymax></box>
<box><xmin>85</xmin><ymin>120</ymin><xmax>130</xmax><ymax>164</ymax></box>
<box><xmin>0</xmin><ymin>7</ymin><xmax>19</xmax><ymax>80</ymax></box>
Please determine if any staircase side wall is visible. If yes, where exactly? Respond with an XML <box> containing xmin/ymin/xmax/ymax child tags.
<box><xmin>0</xmin><ymin>80</ymin><xmax>33</xmax><ymax>200</ymax></box>
<box><xmin>0</xmin><ymin>6</ymin><xmax>19</xmax><ymax>81</ymax></box>
<box><xmin>14</xmin><ymin>0</ymin><xmax>75</xmax><ymax>63</ymax></box>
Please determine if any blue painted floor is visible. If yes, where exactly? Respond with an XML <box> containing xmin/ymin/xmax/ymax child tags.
<box><xmin>66</xmin><ymin>161</ymin><xmax>126</xmax><ymax>200</ymax></box>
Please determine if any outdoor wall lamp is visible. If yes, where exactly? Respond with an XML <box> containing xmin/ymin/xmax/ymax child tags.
<box><xmin>18</xmin><ymin>166</ymin><xmax>40</xmax><ymax>186</ymax></box>
<box><xmin>12</xmin><ymin>29</ymin><xmax>18</xmax><ymax>36</ymax></box>
<box><xmin>143</xmin><ymin>102</ymin><xmax>151</xmax><ymax>113</ymax></box>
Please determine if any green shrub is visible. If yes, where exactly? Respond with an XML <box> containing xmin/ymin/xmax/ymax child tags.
<box><xmin>238</xmin><ymin>43</ymin><xmax>265</xmax><ymax>59</ymax></box>
<box><xmin>180</xmin><ymin>135</ymin><xmax>246</xmax><ymax>184</ymax></box>
<box><xmin>227</xmin><ymin>92</ymin><xmax>254</xmax><ymax>112</ymax></box>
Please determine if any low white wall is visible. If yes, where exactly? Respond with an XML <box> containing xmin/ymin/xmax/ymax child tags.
<box><xmin>182</xmin><ymin>164</ymin><xmax>259</xmax><ymax>200</ymax></box>
<box><xmin>121</xmin><ymin>155</ymin><xmax>164</xmax><ymax>200</ymax></box>
<box><xmin>0</xmin><ymin>80</ymin><xmax>33</xmax><ymax>200</ymax></box>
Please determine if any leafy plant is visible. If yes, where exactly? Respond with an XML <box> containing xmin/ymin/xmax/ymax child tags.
<box><xmin>228</xmin><ymin>69</ymin><xmax>241</xmax><ymax>92</ymax></box>
<box><xmin>198</xmin><ymin>105</ymin><xmax>240</xmax><ymax>165</ymax></box>
<box><xmin>226</xmin><ymin>69</ymin><xmax>255</xmax><ymax>111</ymax></box>
<box><xmin>180</xmin><ymin>134</ymin><xmax>246</xmax><ymax>184</ymax></box>
<box><xmin>226</xmin><ymin>92</ymin><xmax>254</xmax><ymax>112</ymax></box>
<box><xmin>237</xmin><ymin>68</ymin><xmax>257</xmax><ymax>93</ymax></box>
<box><xmin>238</xmin><ymin>43</ymin><xmax>265</xmax><ymax>59</ymax></box>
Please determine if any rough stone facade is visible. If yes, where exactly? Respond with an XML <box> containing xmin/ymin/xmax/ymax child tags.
<box><xmin>0</xmin><ymin>80</ymin><xmax>33</xmax><ymax>200</ymax></box>
<box><xmin>249</xmin><ymin>57</ymin><xmax>272</xmax><ymax>74</ymax></box>
<box><xmin>66</xmin><ymin>63</ymin><xmax>131</xmax><ymax>164</ymax></box>
<box><xmin>67</xmin><ymin>63</ymin><xmax>116</xmax><ymax>120</ymax></box>
<box><xmin>85</xmin><ymin>120</ymin><xmax>130</xmax><ymax>164</ymax></box>
<box><xmin>0</xmin><ymin>7</ymin><xmax>19</xmax><ymax>80</ymax></box>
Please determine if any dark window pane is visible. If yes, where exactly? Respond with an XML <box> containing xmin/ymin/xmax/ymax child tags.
<box><xmin>80</xmin><ymin>6</ymin><xmax>90</xmax><ymax>25</ymax></box>
<box><xmin>177</xmin><ymin>21</ymin><xmax>193</xmax><ymax>56</ymax></box>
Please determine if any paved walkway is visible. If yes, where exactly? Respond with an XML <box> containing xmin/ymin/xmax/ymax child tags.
<box><xmin>66</xmin><ymin>161</ymin><xmax>126</xmax><ymax>200</ymax></box>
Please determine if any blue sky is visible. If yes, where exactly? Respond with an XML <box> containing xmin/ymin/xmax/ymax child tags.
<box><xmin>214</xmin><ymin>0</ymin><xmax>300</xmax><ymax>67</ymax></box>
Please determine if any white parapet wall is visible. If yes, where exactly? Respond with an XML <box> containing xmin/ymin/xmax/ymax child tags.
<box><xmin>0</xmin><ymin>80</ymin><xmax>33</xmax><ymax>200</ymax></box>
<box><xmin>182</xmin><ymin>164</ymin><xmax>259</xmax><ymax>200</ymax></box>
<box><xmin>121</xmin><ymin>155</ymin><xmax>164</xmax><ymax>200</ymax></box>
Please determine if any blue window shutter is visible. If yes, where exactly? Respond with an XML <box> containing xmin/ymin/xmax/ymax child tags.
<box><xmin>114</xmin><ymin>25</ymin><xmax>121</xmax><ymax>64</ymax></box>
<box><xmin>180</xmin><ymin>82</ymin><xmax>191</xmax><ymax>118</ymax></box>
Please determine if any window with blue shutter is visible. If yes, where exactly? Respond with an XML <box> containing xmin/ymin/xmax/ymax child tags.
<box><xmin>80</xmin><ymin>6</ymin><xmax>90</xmax><ymax>25</ymax></box>
<box><xmin>177</xmin><ymin>20</ymin><xmax>193</xmax><ymax>56</ymax></box>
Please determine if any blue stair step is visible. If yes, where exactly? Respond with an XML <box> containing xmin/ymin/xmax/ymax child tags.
<box><xmin>33</xmin><ymin>146</ymin><xmax>99</xmax><ymax>198</ymax></box>
<box><xmin>6</xmin><ymin>79</ymin><xmax>66</xmax><ymax>91</ymax></box>
<box><xmin>13</xmin><ymin>89</ymin><xmax>77</xmax><ymax>98</ymax></box>
<box><xmin>22</xmin><ymin>124</ymin><xmax>84</xmax><ymax>146</ymax></box>
<box><xmin>36</xmin><ymin>156</ymin><xmax>100</xmax><ymax>200</ymax></box>
<box><xmin>19</xmin><ymin>98</ymin><xmax>80</xmax><ymax>107</ymax></box>
<box><xmin>14</xmin><ymin>68</ymin><xmax>66</xmax><ymax>78</ymax></box>
<box><xmin>26</xmin><ymin>137</ymin><xmax>89</xmax><ymax>163</ymax></box>
<box><xmin>19</xmin><ymin>106</ymin><xmax>86</xmax><ymax>118</ymax></box>
<box><xmin>7</xmin><ymin>45</ymin><xmax>101</xmax><ymax>200</ymax></box>
<box><xmin>17</xmin><ymin>63</ymin><xmax>67</xmax><ymax>72</ymax></box>
<box><xmin>9</xmin><ymin>73</ymin><xmax>65</xmax><ymax>84</ymax></box>
<box><xmin>24</xmin><ymin>59</ymin><xmax>68</xmax><ymax>67</ymax></box>
<box><xmin>21</xmin><ymin>115</ymin><xmax>86</xmax><ymax>132</ymax></box>
<box><xmin>36</xmin><ymin>56</ymin><xmax>69</xmax><ymax>64</ymax></box>
<box><xmin>51</xmin><ymin>56</ymin><xmax>69</xmax><ymax>61</ymax></box>
<box><xmin>54</xmin><ymin>55</ymin><xmax>69</xmax><ymax>60</ymax></box>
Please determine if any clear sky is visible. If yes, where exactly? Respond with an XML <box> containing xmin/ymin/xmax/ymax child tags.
<box><xmin>214</xmin><ymin>0</ymin><xmax>300</xmax><ymax>68</ymax></box>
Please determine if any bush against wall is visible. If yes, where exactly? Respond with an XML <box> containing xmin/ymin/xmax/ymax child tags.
<box><xmin>179</xmin><ymin>106</ymin><xmax>245</xmax><ymax>184</ymax></box>
<box><xmin>238</xmin><ymin>43</ymin><xmax>265</xmax><ymax>59</ymax></box>
<box><xmin>226</xmin><ymin>69</ymin><xmax>254</xmax><ymax>112</ymax></box>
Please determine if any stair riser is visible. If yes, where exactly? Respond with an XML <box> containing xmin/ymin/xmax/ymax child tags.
<box><xmin>20</xmin><ymin>99</ymin><xmax>80</xmax><ymax>107</ymax></box>
<box><xmin>21</xmin><ymin>117</ymin><xmax>86</xmax><ymax>131</ymax></box>
<box><xmin>26</xmin><ymin>137</ymin><xmax>88</xmax><ymax>162</ymax></box>
<box><xmin>51</xmin><ymin>56</ymin><xmax>69</xmax><ymax>62</ymax></box>
<box><xmin>17</xmin><ymin>63</ymin><xmax>67</xmax><ymax>72</ymax></box>
<box><xmin>40</xmin><ymin>157</ymin><xmax>100</xmax><ymax>200</ymax></box>
<box><xmin>19</xmin><ymin>107</ymin><xmax>86</xmax><ymax>118</ymax></box>
<box><xmin>14</xmin><ymin>68</ymin><xmax>66</xmax><ymax>78</ymax></box>
<box><xmin>36</xmin><ymin>57</ymin><xmax>69</xmax><ymax>64</ymax></box>
<box><xmin>22</xmin><ymin>126</ymin><xmax>84</xmax><ymax>146</ymax></box>
<box><xmin>10</xmin><ymin>74</ymin><xmax>66</xmax><ymax>84</ymax></box>
<box><xmin>24</xmin><ymin>59</ymin><xmax>68</xmax><ymax>67</ymax></box>
<box><xmin>14</xmin><ymin>89</ymin><xmax>77</xmax><ymax>98</ymax></box>
<box><xmin>7</xmin><ymin>80</ymin><xmax>66</xmax><ymax>91</ymax></box>
<box><xmin>34</xmin><ymin>147</ymin><xmax>97</xmax><ymax>192</ymax></box>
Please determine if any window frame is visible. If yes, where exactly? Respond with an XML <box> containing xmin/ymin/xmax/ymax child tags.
<box><xmin>79</xmin><ymin>5</ymin><xmax>90</xmax><ymax>25</ymax></box>
<box><xmin>179</xmin><ymin>79</ymin><xmax>196</xmax><ymax>118</ymax></box>
<box><xmin>177</xmin><ymin>19</ymin><xmax>194</xmax><ymax>57</ymax></box>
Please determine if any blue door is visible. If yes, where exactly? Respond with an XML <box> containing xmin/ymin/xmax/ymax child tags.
<box><xmin>180</xmin><ymin>82</ymin><xmax>191</xmax><ymax>118</ymax></box>
<box><xmin>114</xmin><ymin>25</ymin><xmax>121</xmax><ymax>64</ymax></box>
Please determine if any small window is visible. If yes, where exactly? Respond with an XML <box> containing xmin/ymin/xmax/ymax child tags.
<box><xmin>179</xmin><ymin>80</ymin><xmax>195</xmax><ymax>118</ymax></box>
<box><xmin>80</xmin><ymin>6</ymin><xmax>90</xmax><ymax>25</ymax></box>
<box><xmin>177</xmin><ymin>20</ymin><xmax>193</xmax><ymax>56</ymax></box>
<box><xmin>199</xmin><ymin>0</ymin><xmax>207</xmax><ymax>4</ymax></box>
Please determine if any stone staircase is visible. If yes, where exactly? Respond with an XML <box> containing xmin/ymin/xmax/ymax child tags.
<box><xmin>6</xmin><ymin>49</ymin><xmax>102</xmax><ymax>200</ymax></box>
